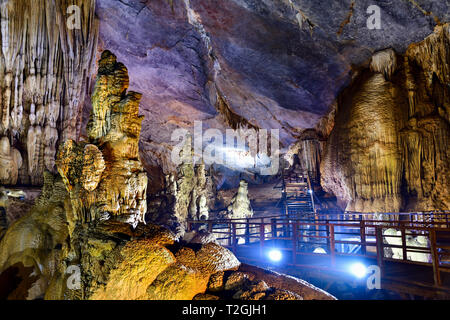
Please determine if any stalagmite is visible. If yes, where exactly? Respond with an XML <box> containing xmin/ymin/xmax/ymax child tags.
<box><xmin>56</xmin><ymin>51</ymin><xmax>148</xmax><ymax>228</ymax></box>
<box><xmin>227</xmin><ymin>180</ymin><xmax>254</xmax><ymax>220</ymax></box>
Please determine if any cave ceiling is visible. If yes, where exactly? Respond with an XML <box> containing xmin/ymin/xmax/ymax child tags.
<box><xmin>94</xmin><ymin>0</ymin><xmax>448</xmax><ymax>158</ymax></box>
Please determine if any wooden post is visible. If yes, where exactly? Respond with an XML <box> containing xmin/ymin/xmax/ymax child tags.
<box><xmin>401</xmin><ymin>229</ymin><xmax>407</xmax><ymax>261</ymax></box>
<box><xmin>375</xmin><ymin>227</ymin><xmax>384</xmax><ymax>277</ymax></box>
<box><xmin>245</xmin><ymin>219</ymin><xmax>250</xmax><ymax>245</ymax></box>
<box><xmin>208</xmin><ymin>221</ymin><xmax>213</xmax><ymax>233</ymax></box>
<box><xmin>260</xmin><ymin>223</ymin><xmax>265</xmax><ymax>259</ymax></box>
<box><xmin>360</xmin><ymin>220</ymin><xmax>366</xmax><ymax>255</ymax></box>
<box><xmin>271</xmin><ymin>218</ymin><xmax>277</xmax><ymax>239</ymax></box>
<box><xmin>430</xmin><ymin>229</ymin><xmax>441</xmax><ymax>286</ymax></box>
<box><xmin>326</xmin><ymin>221</ymin><xmax>330</xmax><ymax>249</ymax></box>
<box><xmin>292</xmin><ymin>222</ymin><xmax>298</xmax><ymax>264</ymax></box>
<box><xmin>232</xmin><ymin>223</ymin><xmax>237</xmax><ymax>254</ymax></box>
<box><xmin>329</xmin><ymin>225</ymin><xmax>335</xmax><ymax>267</ymax></box>
<box><xmin>228</xmin><ymin>223</ymin><xmax>232</xmax><ymax>247</ymax></box>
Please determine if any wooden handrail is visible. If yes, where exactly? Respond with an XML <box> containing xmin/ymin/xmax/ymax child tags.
<box><xmin>187</xmin><ymin>215</ymin><xmax>449</xmax><ymax>286</ymax></box>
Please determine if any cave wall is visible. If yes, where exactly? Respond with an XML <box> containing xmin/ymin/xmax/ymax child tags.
<box><xmin>321</xmin><ymin>25</ymin><xmax>450</xmax><ymax>212</ymax></box>
<box><xmin>0</xmin><ymin>0</ymin><xmax>98</xmax><ymax>186</ymax></box>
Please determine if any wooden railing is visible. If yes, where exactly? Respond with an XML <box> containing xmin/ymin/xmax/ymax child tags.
<box><xmin>188</xmin><ymin>212</ymin><xmax>450</xmax><ymax>287</ymax></box>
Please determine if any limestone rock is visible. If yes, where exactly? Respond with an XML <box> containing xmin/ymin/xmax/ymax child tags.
<box><xmin>321</xmin><ymin>27</ymin><xmax>450</xmax><ymax>212</ymax></box>
<box><xmin>237</xmin><ymin>264</ymin><xmax>336</xmax><ymax>300</ymax></box>
<box><xmin>175</xmin><ymin>242</ymin><xmax>240</xmax><ymax>275</ymax></box>
<box><xmin>224</xmin><ymin>272</ymin><xmax>250</xmax><ymax>291</ymax></box>
<box><xmin>56</xmin><ymin>51</ymin><xmax>148</xmax><ymax>228</ymax></box>
<box><xmin>149</xmin><ymin>140</ymin><xmax>212</xmax><ymax>236</ymax></box>
<box><xmin>0</xmin><ymin>172</ymin><xmax>69</xmax><ymax>299</ymax></box>
<box><xmin>0</xmin><ymin>0</ymin><xmax>98</xmax><ymax>186</ymax></box>
<box><xmin>207</xmin><ymin>271</ymin><xmax>225</xmax><ymax>292</ymax></box>
<box><xmin>0</xmin><ymin>136</ymin><xmax>22</xmax><ymax>185</ymax></box>
<box><xmin>226</xmin><ymin>180</ymin><xmax>253</xmax><ymax>219</ymax></box>
<box><xmin>81</xmin><ymin>145</ymin><xmax>105</xmax><ymax>192</ymax></box>
<box><xmin>146</xmin><ymin>264</ymin><xmax>210</xmax><ymax>300</ymax></box>
<box><xmin>265</xmin><ymin>289</ymin><xmax>304</xmax><ymax>300</ymax></box>
<box><xmin>90</xmin><ymin>241</ymin><xmax>176</xmax><ymax>300</ymax></box>
<box><xmin>193</xmin><ymin>293</ymin><xmax>220</xmax><ymax>300</ymax></box>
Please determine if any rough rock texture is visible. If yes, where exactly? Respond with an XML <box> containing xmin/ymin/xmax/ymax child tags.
<box><xmin>148</xmin><ymin>137</ymin><xmax>214</xmax><ymax>236</ymax></box>
<box><xmin>199</xmin><ymin>264</ymin><xmax>335</xmax><ymax>300</ymax></box>
<box><xmin>94</xmin><ymin>0</ymin><xmax>449</xmax><ymax>180</ymax></box>
<box><xmin>1</xmin><ymin>183</ymin><xmax>327</xmax><ymax>300</ymax></box>
<box><xmin>0</xmin><ymin>51</ymin><xmax>332</xmax><ymax>301</ymax></box>
<box><xmin>321</xmin><ymin>25</ymin><xmax>450</xmax><ymax>212</ymax></box>
<box><xmin>0</xmin><ymin>0</ymin><xmax>98</xmax><ymax>185</ymax></box>
<box><xmin>0</xmin><ymin>172</ymin><xmax>69</xmax><ymax>299</ymax></box>
<box><xmin>56</xmin><ymin>51</ymin><xmax>148</xmax><ymax>228</ymax></box>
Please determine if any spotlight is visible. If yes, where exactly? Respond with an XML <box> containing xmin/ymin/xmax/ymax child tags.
<box><xmin>268</xmin><ymin>249</ymin><xmax>282</xmax><ymax>262</ymax></box>
<box><xmin>308</xmin><ymin>189</ymin><xmax>313</xmax><ymax>194</ymax></box>
<box><xmin>350</xmin><ymin>263</ymin><xmax>367</xmax><ymax>278</ymax></box>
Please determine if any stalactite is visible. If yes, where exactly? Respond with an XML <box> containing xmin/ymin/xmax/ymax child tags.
<box><xmin>0</xmin><ymin>0</ymin><xmax>98</xmax><ymax>185</ymax></box>
<box><xmin>370</xmin><ymin>49</ymin><xmax>397</xmax><ymax>80</ymax></box>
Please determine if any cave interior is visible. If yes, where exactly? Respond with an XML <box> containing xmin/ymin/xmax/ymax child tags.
<box><xmin>0</xmin><ymin>0</ymin><xmax>449</xmax><ymax>301</ymax></box>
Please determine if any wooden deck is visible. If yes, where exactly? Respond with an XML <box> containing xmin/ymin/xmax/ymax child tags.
<box><xmin>188</xmin><ymin>211</ymin><xmax>450</xmax><ymax>299</ymax></box>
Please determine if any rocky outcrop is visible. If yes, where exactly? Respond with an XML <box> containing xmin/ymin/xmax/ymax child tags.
<box><xmin>0</xmin><ymin>171</ymin><xmax>331</xmax><ymax>300</ymax></box>
<box><xmin>56</xmin><ymin>51</ymin><xmax>148</xmax><ymax>228</ymax></box>
<box><xmin>0</xmin><ymin>50</ymin><xmax>332</xmax><ymax>301</ymax></box>
<box><xmin>321</xmin><ymin>25</ymin><xmax>450</xmax><ymax>212</ymax></box>
<box><xmin>0</xmin><ymin>172</ymin><xmax>69</xmax><ymax>299</ymax></box>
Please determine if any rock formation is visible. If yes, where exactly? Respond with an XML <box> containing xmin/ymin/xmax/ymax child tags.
<box><xmin>226</xmin><ymin>180</ymin><xmax>254</xmax><ymax>220</ymax></box>
<box><xmin>148</xmin><ymin>135</ymin><xmax>212</xmax><ymax>236</ymax></box>
<box><xmin>383</xmin><ymin>228</ymin><xmax>431</xmax><ymax>263</ymax></box>
<box><xmin>56</xmin><ymin>51</ymin><xmax>148</xmax><ymax>228</ymax></box>
<box><xmin>0</xmin><ymin>50</ymin><xmax>334</xmax><ymax>300</ymax></box>
<box><xmin>0</xmin><ymin>0</ymin><xmax>98</xmax><ymax>186</ymax></box>
<box><xmin>321</xmin><ymin>25</ymin><xmax>450</xmax><ymax>212</ymax></box>
<box><xmin>0</xmin><ymin>136</ymin><xmax>22</xmax><ymax>185</ymax></box>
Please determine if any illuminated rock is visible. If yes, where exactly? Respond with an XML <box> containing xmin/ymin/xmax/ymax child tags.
<box><xmin>227</xmin><ymin>180</ymin><xmax>253</xmax><ymax>219</ymax></box>
<box><xmin>0</xmin><ymin>0</ymin><xmax>97</xmax><ymax>186</ymax></box>
<box><xmin>0</xmin><ymin>136</ymin><xmax>22</xmax><ymax>185</ymax></box>
<box><xmin>56</xmin><ymin>51</ymin><xmax>148</xmax><ymax>228</ymax></box>
<box><xmin>321</xmin><ymin>26</ymin><xmax>450</xmax><ymax>212</ymax></box>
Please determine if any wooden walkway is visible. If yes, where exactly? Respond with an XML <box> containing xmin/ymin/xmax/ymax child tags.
<box><xmin>188</xmin><ymin>211</ymin><xmax>450</xmax><ymax>298</ymax></box>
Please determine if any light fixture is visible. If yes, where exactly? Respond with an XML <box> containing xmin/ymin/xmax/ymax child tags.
<box><xmin>308</xmin><ymin>189</ymin><xmax>313</xmax><ymax>194</ymax></box>
<box><xmin>350</xmin><ymin>263</ymin><xmax>367</xmax><ymax>278</ymax></box>
<box><xmin>268</xmin><ymin>249</ymin><xmax>282</xmax><ymax>262</ymax></box>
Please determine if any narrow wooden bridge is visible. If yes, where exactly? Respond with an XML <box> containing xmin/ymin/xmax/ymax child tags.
<box><xmin>188</xmin><ymin>211</ymin><xmax>450</xmax><ymax>298</ymax></box>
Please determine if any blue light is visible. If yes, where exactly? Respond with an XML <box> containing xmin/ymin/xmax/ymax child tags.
<box><xmin>350</xmin><ymin>263</ymin><xmax>367</xmax><ymax>278</ymax></box>
<box><xmin>308</xmin><ymin>189</ymin><xmax>313</xmax><ymax>194</ymax></box>
<box><xmin>268</xmin><ymin>249</ymin><xmax>282</xmax><ymax>262</ymax></box>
